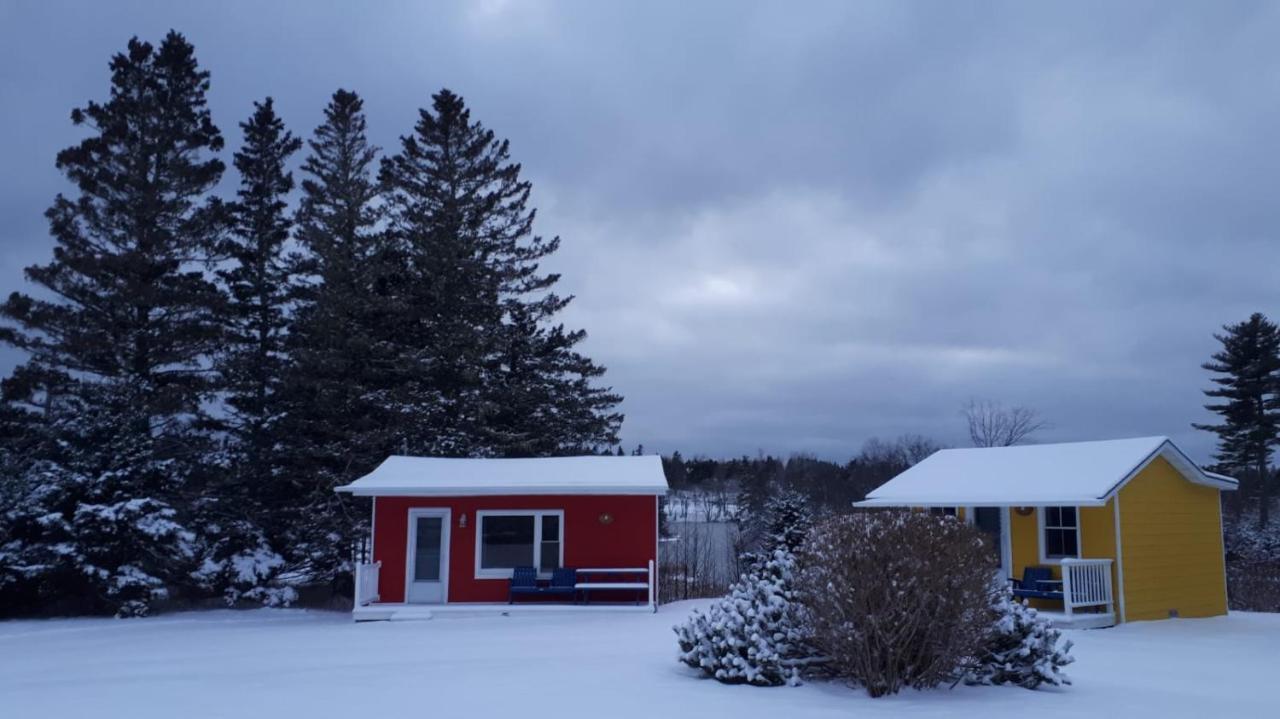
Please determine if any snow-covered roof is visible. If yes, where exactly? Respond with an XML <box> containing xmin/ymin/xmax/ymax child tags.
<box><xmin>334</xmin><ymin>455</ymin><xmax>669</xmax><ymax>497</ymax></box>
<box><xmin>855</xmin><ymin>436</ymin><xmax>1237</xmax><ymax>508</ymax></box>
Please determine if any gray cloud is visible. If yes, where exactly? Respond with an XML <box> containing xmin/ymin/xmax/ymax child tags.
<box><xmin>4</xmin><ymin>0</ymin><xmax>1280</xmax><ymax>462</ymax></box>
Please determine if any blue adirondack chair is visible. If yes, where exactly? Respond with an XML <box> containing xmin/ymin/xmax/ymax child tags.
<box><xmin>508</xmin><ymin>566</ymin><xmax>540</xmax><ymax>604</ymax></box>
<box><xmin>544</xmin><ymin>568</ymin><xmax>578</xmax><ymax>600</ymax></box>
<box><xmin>1011</xmin><ymin>566</ymin><xmax>1063</xmax><ymax>600</ymax></box>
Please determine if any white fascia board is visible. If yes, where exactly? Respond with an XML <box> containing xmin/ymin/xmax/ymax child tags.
<box><xmin>336</xmin><ymin>485</ymin><xmax>669</xmax><ymax>497</ymax></box>
<box><xmin>1099</xmin><ymin>441</ymin><xmax>1238</xmax><ymax>501</ymax></box>
<box><xmin>855</xmin><ymin>498</ymin><xmax>1108</xmax><ymax>508</ymax></box>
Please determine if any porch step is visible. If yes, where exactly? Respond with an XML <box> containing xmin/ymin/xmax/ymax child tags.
<box><xmin>1035</xmin><ymin>610</ymin><xmax>1116</xmax><ymax>629</ymax></box>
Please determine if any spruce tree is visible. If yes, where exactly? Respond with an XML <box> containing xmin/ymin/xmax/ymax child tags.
<box><xmin>1194</xmin><ymin>313</ymin><xmax>1280</xmax><ymax>528</ymax></box>
<box><xmin>0</xmin><ymin>32</ymin><xmax>225</xmax><ymax>615</ymax></box>
<box><xmin>218</xmin><ymin>98</ymin><xmax>301</xmax><ymax>477</ymax></box>
<box><xmin>199</xmin><ymin>98</ymin><xmax>302</xmax><ymax>603</ymax></box>
<box><xmin>0</xmin><ymin>368</ymin><xmax>64</xmax><ymax>612</ymax></box>
<box><xmin>277</xmin><ymin>89</ymin><xmax>388</xmax><ymax>583</ymax></box>
<box><xmin>675</xmin><ymin>548</ymin><xmax>813</xmax><ymax>686</ymax></box>
<box><xmin>378</xmin><ymin>89</ymin><xmax>622</xmax><ymax>457</ymax></box>
<box><xmin>968</xmin><ymin>590</ymin><xmax>1074</xmax><ymax>689</ymax></box>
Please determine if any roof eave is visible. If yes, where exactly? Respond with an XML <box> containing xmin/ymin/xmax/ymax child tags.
<box><xmin>335</xmin><ymin>485</ymin><xmax>669</xmax><ymax>497</ymax></box>
<box><xmin>855</xmin><ymin>498</ymin><xmax>1109</xmax><ymax>508</ymax></box>
<box><xmin>1095</xmin><ymin>441</ymin><xmax>1239</xmax><ymax>500</ymax></box>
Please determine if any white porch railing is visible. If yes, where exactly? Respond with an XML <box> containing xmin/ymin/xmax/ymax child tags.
<box><xmin>355</xmin><ymin>561</ymin><xmax>381</xmax><ymax>607</ymax></box>
<box><xmin>1060</xmin><ymin>558</ymin><xmax>1113</xmax><ymax>617</ymax></box>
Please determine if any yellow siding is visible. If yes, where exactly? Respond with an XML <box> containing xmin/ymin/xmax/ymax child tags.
<box><xmin>1080</xmin><ymin>502</ymin><xmax>1117</xmax><ymax>561</ymax></box>
<box><xmin>1009</xmin><ymin>506</ymin><xmax>1041</xmax><ymax>579</ymax></box>
<box><xmin>1118</xmin><ymin>456</ymin><xmax>1228</xmax><ymax>621</ymax></box>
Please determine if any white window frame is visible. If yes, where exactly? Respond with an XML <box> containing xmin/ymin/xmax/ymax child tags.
<box><xmin>474</xmin><ymin>509</ymin><xmax>565</xmax><ymax>580</ymax></box>
<box><xmin>1037</xmin><ymin>506</ymin><xmax>1082</xmax><ymax>564</ymax></box>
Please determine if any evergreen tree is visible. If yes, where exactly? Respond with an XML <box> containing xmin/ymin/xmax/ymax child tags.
<box><xmin>200</xmin><ymin>98</ymin><xmax>302</xmax><ymax>603</ymax></box>
<box><xmin>740</xmin><ymin>489</ymin><xmax>811</xmax><ymax>571</ymax></box>
<box><xmin>674</xmin><ymin>548</ymin><xmax>814</xmax><ymax>686</ymax></box>
<box><xmin>762</xmin><ymin>490</ymin><xmax>812</xmax><ymax>555</ymax></box>
<box><xmin>735</xmin><ymin>456</ymin><xmax>778</xmax><ymax>556</ymax></box>
<box><xmin>1194</xmin><ymin>313</ymin><xmax>1280</xmax><ymax>528</ymax></box>
<box><xmin>0</xmin><ymin>368</ymin><xmax>62</xmax><ymax>610</ymax></box>
<box><xmin>218</xmin><ymin>97</ymin><xmax>301</xmax><ymax>480</ymax></box>
<box><xmin>0</xmin><ymin>31</ymin><xmax>225</xmax><ymax>615</ymax></box>
<box><xmin>378</xmin><ymin>88</ymin><xmax>621</xmax><ymax>457</ymax></box>
<box><xmin>967</xmin><ymin>590</ymin><xmax>1074</xmax><ymax>689</ymax></box>
<box><xmin>276</xmin><ymin>89</ymin><xmax>388</xmax><ymax>583</ymax></box>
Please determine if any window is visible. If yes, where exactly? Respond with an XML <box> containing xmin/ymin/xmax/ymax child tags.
<box><xmin>929</xmin><ymin>507</ymin><xmax>958</xmax><ymax>518</ymax></box>
<box><xmin>1040</xmin><ymin>506</ymin><xmax>1079</xmax><ymax>560</ymax></box>
<box><xmin>475</xmin><ymin>510</ymin><xmax>563</xmax><ymax>578</ymax></box>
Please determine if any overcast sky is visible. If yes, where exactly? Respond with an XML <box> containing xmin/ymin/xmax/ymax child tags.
<box><xmin>3</xmin><ymin>1</ymin><xmax>1279</xmax><ymax>463</ymax></box>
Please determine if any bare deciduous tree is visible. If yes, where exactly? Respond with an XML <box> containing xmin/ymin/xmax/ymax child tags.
<box><xmin>962</xmin><ymin>399</ymin><xmax>1047</xmax><ymax>447</ymax></box>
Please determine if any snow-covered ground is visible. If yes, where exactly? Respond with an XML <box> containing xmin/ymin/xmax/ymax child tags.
<box><xmin>1</xmin><ymin>603</ymin><xmax>1274</xmax><ymax>718</ymax></box>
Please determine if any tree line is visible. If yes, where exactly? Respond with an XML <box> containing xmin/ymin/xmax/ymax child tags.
<box><xmin>0</xmin><ymin>31</ymin><xmax>622</xmax><ymax>616</ymax></box>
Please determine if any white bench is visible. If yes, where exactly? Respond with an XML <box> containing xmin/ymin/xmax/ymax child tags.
<box><xmin>575</xmin><ymin>567</ymin><xmax>651</xmax><ymax>605</ymax></box>
<box><xmin>574</xmin><ymin>582</ymin><xmax>649</xmax><ymax>590</ymax></box>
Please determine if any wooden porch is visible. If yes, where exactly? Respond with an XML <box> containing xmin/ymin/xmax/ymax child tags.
<box><xmin>351</xmin><ymin>559</ymin><xmax>658</xmax><ymax>621</ymax></box>
<box><xmin>1022</xmin><ymin>558</ymin><xmax>1118</xmax><ymax>629</ymax></box>
<box><xmin>353</xmin><ymin>602</ymin><xmax>661</xmax><ymax>622</ymax></box>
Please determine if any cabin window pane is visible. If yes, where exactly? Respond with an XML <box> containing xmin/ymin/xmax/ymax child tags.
<box><xmin>475</xmin><ymin>511</ymin><xmax>565</xmax><ymax>575</ymax></box>
<box><xmin>1042</xmin><ymin>506</ymin><xmax>1079</xmax><ymax>559</ymax></box>
<box><xmin>540</xmin><ymin>515</ymin><xmax>561</xmax><ymax>571</ymax></box>
<box><xmin>413</xmin><ymin>516</ymin><xmax>442</xmax><ymax>581</ymax></box>
<box><xmin>480</xmin><ymin>515</ymin><xmax>535</xmax><ymax>569</ymax></box>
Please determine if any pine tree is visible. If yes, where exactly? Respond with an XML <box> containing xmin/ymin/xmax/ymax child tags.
<box><xmin>740</xmin><ymin>489</ymin><xmax>811</xmax><ymax>571</ymax></box>
<box><xmin>0</xmin><ymin>368</ymin><xmax>61</xmax><ymax>610</ymax></box>
<box><xmin>674</xmin><ymin>548</ymin><xmax>814</xmax><ymax>686</ymax></box>
<box><xmin>762</xmin><ymin>490</ymin><xmax>812</xmax><ymax>555</ymax></box>
<box><xmin>200</xmin><ymin>98</ymin><xmax>302</xmax><ymax>604</ymax></box>
<box><xmin>276</xmin><ymin>89</ymin><xmax>388</xmax><ymax>583</ymax></box>
<box><xmin>0</xmin><ymin>31</ymin><xmax>225</xmax><ymax>615</ymax></box>
<box><xmin>735</xmin><ymin>458</ymin><xmax>777</xmax><ymax>558</ymax></box>
<box><xmin>968</xmin><ymin>590</ymin><xmax>1074</xmax><ymax>689</ymax></box>
<box><xmin>378</xmin><ymin>88</ymin><xmax>622</xmax><ymax>457</ymax></box>
<box><xmin>1194</xmin><ymin>313</ymin><xmax>1280</xmax><ymax>528</ymax></box>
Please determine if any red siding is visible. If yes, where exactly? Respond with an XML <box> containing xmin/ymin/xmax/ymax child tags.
<box><xmin>372</xmin><ymin>494</ymin><xmax>658</xmax><ymax>603</ymax></box>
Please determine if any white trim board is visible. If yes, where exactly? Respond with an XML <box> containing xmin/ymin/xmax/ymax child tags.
<box><xmin>1113</xmin><ymin>493</ymin><xmax>1127</xmax><ymax>623</ymax></box>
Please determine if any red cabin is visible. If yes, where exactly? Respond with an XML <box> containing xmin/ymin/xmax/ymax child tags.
<box><xmin>336</xmin><ymin>455</ymin><xmax>668</xmax><ymax>620</ymax></box>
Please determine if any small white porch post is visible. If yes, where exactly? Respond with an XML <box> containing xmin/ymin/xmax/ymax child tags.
<box><xmin>1062</xmin><ymin>562</ymin><xmax>1073</xmax><ymax>618</ymax></box>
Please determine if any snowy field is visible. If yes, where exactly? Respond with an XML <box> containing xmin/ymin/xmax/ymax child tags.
<box><xmin>1</xmin><ymin>603</ymin><xmax>1274</xmax><ymax>719</ymax></box>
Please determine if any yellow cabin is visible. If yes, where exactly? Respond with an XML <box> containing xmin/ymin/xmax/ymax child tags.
<box><xmin>856</xmin><ymin>437</ymin><xmax>1237</xmax><ymax>628</ymax></box>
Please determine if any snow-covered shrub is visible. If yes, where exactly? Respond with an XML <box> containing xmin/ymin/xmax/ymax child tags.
<box><xmin>73</xmin><ymin>494</ymin><xmax>195</xmax><ymax>617</ymax></box>
<box><xmin>674</xmin><ymin>548</ymin><xmax>814</xmax><ymax>686</ymax></box>
<box><xmin>796</xmin><ymin>511</ymin><xmax>997</xmax><ymax>697</ymax></box>
<box><xmin>968</xmin><ymin>590</ymin><xmax>1074</xmax><ymax>689</ymax></box>
<box><xmin>192</xmin><ymin>520</ymin><xmax>296</xmax><ymax>607</ymax></box>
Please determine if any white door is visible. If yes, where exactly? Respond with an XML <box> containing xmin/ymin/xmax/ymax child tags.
<box><xmin>406</xmin><ymin>509</ymin><xmax>449</xmax><ymax>603</ymax></box>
